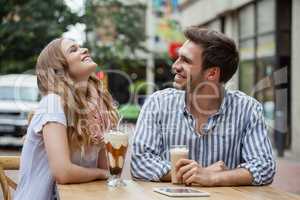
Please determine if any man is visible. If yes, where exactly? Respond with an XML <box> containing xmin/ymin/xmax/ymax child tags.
<box><xmin>131</xmin><ymin>26</ymin><xmax>275</xmax><ymax>186</ymax></box>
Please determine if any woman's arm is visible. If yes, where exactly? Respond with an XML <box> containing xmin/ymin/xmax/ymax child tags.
<box><xmin>43</xmin><ymin>122</ymin><xmax>109</xmax><ymax>184</ymax></box>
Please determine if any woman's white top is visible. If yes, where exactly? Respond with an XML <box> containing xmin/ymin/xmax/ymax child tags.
<box><xmin>14</xmin><ymin>93</ymin><xmax>99</xmax><ymax>200</ymax></box>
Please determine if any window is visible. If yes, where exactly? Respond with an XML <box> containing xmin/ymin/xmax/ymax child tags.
<box><xmin>239</xmin><ymin>5</ymin><xmax>255</xmax><ymax>39</ymax></box>
<box><xmin>239</xmin><ymin>39</ymin><xmax>255</xmax><ymax>60</ymax></box>
<box><xmin>257</xmin><ymin>34</ymin><xmax>275</xmax><ymax>58</ymax></box>
<box><xmin>257</xmin><ymin>0</ymin><xmax>275</xmax><ymax>34</ymax></box>
<box><xmin>239</xmin><ymin>61</ymin><xmax>255</xmax><ymax>95</ymax></box>
<box><xmin>238</xmin><ymin>0</ymin><xmax>276</xmax><ymax>129</ymax></box>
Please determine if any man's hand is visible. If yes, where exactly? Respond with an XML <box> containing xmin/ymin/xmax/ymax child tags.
<box><xmin>205</xmin><ymin>160</ymin><xmax>228</xmax><ymax>172</ymax></box>
<box><xmin>175</xmin><ymin>159</ymin><xmax>227</xmax><ymax>186</ymax></box>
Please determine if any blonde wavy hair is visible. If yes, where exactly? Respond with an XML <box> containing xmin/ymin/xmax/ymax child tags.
<box><xmin>36</xmin><ymin>38</ymin><xmax>118</xmax><ymax>151</ymax></box>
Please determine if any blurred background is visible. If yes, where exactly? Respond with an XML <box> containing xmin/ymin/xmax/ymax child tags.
<box><xmin>0</xmin><ymin>0</ymin><xmax>299</xmax><ymax>196</ymax></box>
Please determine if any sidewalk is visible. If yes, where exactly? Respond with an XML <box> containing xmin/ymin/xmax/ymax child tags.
<box><xmin>271</xmin><ymin>152</ymin><xmax>300</xmax><ymax>195</ymax></box>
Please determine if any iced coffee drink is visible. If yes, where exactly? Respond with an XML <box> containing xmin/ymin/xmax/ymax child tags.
<box><xmin>170</xmin><ymin>145</ymin><xmax>189</xmax><ymax>184</ymax></box>
<box><xmin>104</xmin><ymin>130</ymin><xmax>128</xmax><ymax>187</ymax></box>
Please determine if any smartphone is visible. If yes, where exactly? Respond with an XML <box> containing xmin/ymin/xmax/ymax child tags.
<box><xmin>153</xmin><ymin>187</ymin><xmax>210</xmax><ymax>197</ymax></box>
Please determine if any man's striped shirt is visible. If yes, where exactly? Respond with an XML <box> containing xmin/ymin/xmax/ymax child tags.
<box><xmin>131</xmin><ymin>88</ymin><xmax>275</xmax><ymax>185</ymax></box>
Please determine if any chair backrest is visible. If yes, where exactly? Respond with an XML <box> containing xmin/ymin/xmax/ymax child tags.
<box><xmin>0</xmin><ymin>156</ymin><xmax>20</xmax><ymax>200</ymax></box>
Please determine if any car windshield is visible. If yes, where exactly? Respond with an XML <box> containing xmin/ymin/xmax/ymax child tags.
<box><xmin>0</xmin><ymin>86</ymin><xmax>40</xmax><ymax>102</ymax></box>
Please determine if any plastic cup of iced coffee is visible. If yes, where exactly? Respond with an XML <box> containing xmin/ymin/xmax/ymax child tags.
<box><xmin>104</xmin><ymin>129</ymin><xmax>129</xmax><ymax>187</ymax></box>
<box><xmin>170</xmin><ymin>145</ymin><xmax>189</xmax><ymax>184</ymax></box>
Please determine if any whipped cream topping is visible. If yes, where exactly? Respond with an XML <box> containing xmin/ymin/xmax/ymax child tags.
<box><xmin>104</xmin><ymin>130</ymin><xmax>128</xmax><ymax>149</ymax></box>
<box><xmin>170</xmin><ymin>148</ymin><xmax>189</xmax><ymax>155</ymax></box>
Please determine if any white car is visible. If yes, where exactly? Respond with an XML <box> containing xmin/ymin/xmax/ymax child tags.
<box><xmin>0</xmin><ymin>74</ymin><xmax>40</xmax><ymax>137</ymax></box>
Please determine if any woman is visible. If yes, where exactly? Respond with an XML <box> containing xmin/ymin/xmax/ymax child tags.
<box><xmin>14</xmin><ymin>38</ymin><xmax>118</xmax><ymax>200</ymax></box>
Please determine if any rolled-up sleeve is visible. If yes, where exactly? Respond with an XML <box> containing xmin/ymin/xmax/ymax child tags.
<box><xmin>239</xmin><ymin>103</ymin><xmax>276</xmax><ymax>185</ymax></box>
<box><xmin>131</xmin><ymin>94</ymin><xmax>170</xmax><ymax>181</ymax></box>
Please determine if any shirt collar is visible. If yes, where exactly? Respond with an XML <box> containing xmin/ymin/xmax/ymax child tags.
<box><xmin>215</xmin><ymin>89</ymin><xmax>227</xmax><ymax>116</ymax></box>
<box><xmin>182</xmin><ymin>89</ymin><xmax>228</xmax><ymax>117</ymax></box>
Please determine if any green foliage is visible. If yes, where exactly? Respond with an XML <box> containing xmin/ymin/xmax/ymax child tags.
<box><xmin>129</xmin><ymin>79</ymin><xmax>147</xmax><ymax>95</ymax></box>
<box><xmin>0</xmin><ymin>0</ymin><xmax>147</xmax><ymax>74</ymax></box>
<box><xmin>83</xmin><ymin>0</ymin><xmax>147</xmax><ymax>70</ymax></box>
<box><xmin>118</xmin><ymin>103</ymin><xmax>140</xmax><ymax>121</ymax></box>
<box><xmin>0</xmin><ymin>0</ymin><xmax>80</xmax><ymax>74</ymax></box>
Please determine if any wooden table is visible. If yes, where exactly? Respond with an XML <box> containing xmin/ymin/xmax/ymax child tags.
<box><xmin>57</xmin><ymin>180</ymin><xmax>300</xmax><ymax>200</ymax></box>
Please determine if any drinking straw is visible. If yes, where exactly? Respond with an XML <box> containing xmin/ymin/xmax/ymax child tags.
<box><xmin>117</xmin><ymin>115</ymin><xmax>123</xmax><ymax>131</ymax></box>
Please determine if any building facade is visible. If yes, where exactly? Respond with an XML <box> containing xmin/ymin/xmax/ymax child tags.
<box><xmin>178</xmin><ymin>0</ymin><xmax>299</xmax><ymax>157</ymax></box>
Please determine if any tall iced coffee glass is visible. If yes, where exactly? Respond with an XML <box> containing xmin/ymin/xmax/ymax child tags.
<box><xmin>104</xmin><ymin>129</ymin><xmax>128</xmax><ymax>187</ymax></box>
<box><xmin>170</xmin><ymin>145</ymin><xmax>189</xmax><ymax>184</ymax></box>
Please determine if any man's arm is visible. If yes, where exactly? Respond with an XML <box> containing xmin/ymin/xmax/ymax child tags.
<box><xmin>212</xmin><ymin>168</ymin><xmax>252</xmax><ymax>186</ymax></box>
<box><xmin>238</xmin><ymin>103</ymin><xmax>276</xmax><ymax>185</ymax></box>
<box><xmin>131</xmin><ymin>94</ymin><xmax>171</xmax><ymax>181</ymax></box>
<box><xmin>215</xmin><ymin>103</ymin><xmax>275</xmax><ymax>186</ymax></box>
<box><xmin>176</xmin><ymin>159</ymin><xmax>252</xmax><ymax>186</ymax></box>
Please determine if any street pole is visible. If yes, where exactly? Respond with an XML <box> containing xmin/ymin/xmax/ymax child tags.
<box><xmin>146</xmin><ymin>0</ymin><xmax>155</xmax><ymax>95</ymax></box>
